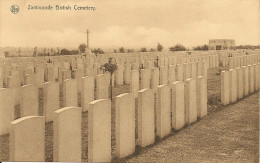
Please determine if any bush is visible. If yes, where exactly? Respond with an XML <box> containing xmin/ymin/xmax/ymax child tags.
<box><xmin>139</xmin><ymin>47</ymin><xmax>147</xmax><ymax>52</ymax></box>
<box><xmin>4</xmin><ymin>52</ymin><xmax>9</xmax><ymax>57</ymax></box>
<box><xmin>60</xmin><ymin>49</ymin><xmax>72</xmax><ymax>55</ymax></box>
<box><xmin>193</xmin><ymin>44</ymin><xmax>208</xmax><ymax>51</ymax></box>
<box><xmin>100</xmin><ymin>58</ymin><xmax>118</xmax><ymax>101</ymax></box>
<box><xmin>157</xmin><ymin>43</ymin><xmax>163</xmax><ymax>52</ymax></box>
<box><xmin>150</xmin><ymin>48</ymin><xmax>156</xmax><ymax>52</ymax></box>
<box><xmin>119</xmin><ymin>47</ymin><xmax>125</xmax><ymax>53</ymax></box>
<box><xmin>92</xmin><ymin>48</ymin><xmax>104</xmax><ymax>55</ymax></box>
<box><xmin>169</xmin><ymin>44</ymin><xmax>186</xmax><ymax>51</ymax></box>
<box><xmin>71</xmin><ymin>49</ymin><xmax>79</xmax><ymax>55</ymax></box>
<box><xmin>127</xmin><ymin>49</ymin><xmax>135</xmax><ymax>53</ymax></box>
<box><xmin>79</xmin><ymin>44</ymin><xmax>87</xmax><ymax>53</ymax></box>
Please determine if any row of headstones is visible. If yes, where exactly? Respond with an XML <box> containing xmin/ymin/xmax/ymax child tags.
<box><xmin>1</xmin><ymin>54</ymin><xmax>209</xmax><ymax>128</ymax></box>
<box><xmin>1</xmin><ymin>65</ymin><xmax>98</xmax><ymax>91</ymax></box>
<box><xmin>219</xmin><ymin>52</ymin><xmax>260</xmax><ymax>67</ymax></box>
<box><xmin>1</xmin><ymin>54</ymin><xmax>207</xmax><ymax>90</ymax></box>
<box><xmin>208</xmin><ymin>52</ymin><xmax>242</xmax><ymax>68</ymax></box>
<box><xmin>188</xmin><ymin>51</ymin><xmax>258</xmax><ymax>68</ymax></box>
<box><xmin>38</xmin><ymin>59</ymin><xmax>207</xmax><ymax>112</ymax></box>
<box><xmin>3</xmin><ymin>63</ymin><xmax>171</xmax><ymax>125</ymax></box>
<box><xmin>0</xmin><ymin>49</ymin><xmax>253</xmax><ymax>77</ymax></box>
<box><xmin>82</xmin><ymin>51</ymin><xmax>256</xmax><ymax>71</ymax></box>
<box><xmin>34</xmin><ymin>51</ymin><xmax>213</xmax><ymax>75</ymax></box>
<box><xmin>133</xmin><ymin>61</ymin><xmax>207</xmax><ymax>95</ymax></box>
<box><xmin>0</xmin><ymin>66</ymin><xmax>110</xmax><ymax>100</ymax></box>
<box><xmin>1</xmin><ymin>57</ymin><xmax>140</xmax><ymax>89</ymax></box>
<box><xmin>2</xmin><ymin>58</ymin><xmax>113</xmax><ymax>84</ymax></box>
<box><xmin>7</xmin><ymin>74</ymin><xmax>207</xmax><ymax>162</ymax></box>
<box><xmin>2</xmin><ymin>49</ymin><xmax>254</xmax><ymax>71</ymax></box>
<box><xmin>0</xmin><ymin>51</ymin><xmax>219</xmax><ymax>120</ymax></box>
<box><xmin>1</xmin><ymin>60</ymin><xmax>206</xmax><ymax>135</ymax></box>
<box><xmin>4</xmin><ymin>64</ymin><xmax>133</xmax><ymax>90</ymax></box>
<box><xmin>0</xmin><ymin>65</ymin><xmax>149</xmax><ymax>136</ymax></box>
<box><xmin>2</xmin><ymin>54</ymin><xmax>90</xmax><ymax>69</ymax></box>
<box><xmin>0</xmin><ymin>50</ymin><xmax>221</xmax><ymax>88</ymax></box>
<box><xmin>228</xmin><ymin>54</ymin><xmax>260</xmax><ymax>70</ymax></box>
<box><xmin>221</xmin><ymin>63</ymin><xmax>260</xmax><ymax>105</ymax></box>
<box><xmin>0</xmin><ymin>61</ymin><xmax>95</xmax><ymax>87</ymax></box>
<box><xmin>0</xmin><ymin>56</ymin><xmax>101</xmax><ymax>86</ymax></box>
<box><xmin>219</xmin><ymin>53</ymin><xmax>231</xmax><ymax>67</ymax></box>
<box><xmin>136</xmin><ymin>53</ymin><xmax>218</xmax><ymax>70</ymax></box>
<box><xmin>206</xmin><ymin>54</ymin><xmax>219</xmax><ymax>69</ymax></box>
<box><xmin>0</xmin><ymin>74</ymin><xmax>109</xmax><ymax>135</ymax></box>
<box><xmin>2</xmin><ymin>50</ymin><xmax>245</xmax><ymax>105</ymax></box>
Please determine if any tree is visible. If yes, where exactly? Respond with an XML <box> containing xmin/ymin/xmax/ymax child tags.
<box><xmin>4</xmin><ymin>52</ymin><xmax>9</xmax><ymax>58</ymax></box>
<box><xmin>202</xmin><ymin>44</ymin><xmax>209</xmax><ymax>51</ymax></box>
<box><xmin>38</xmin><ymin>53</ymin><xmax>44</xmax><ymax>56</ymax></box>
<box><xmin>127</xmin><ymin>49</ymin><xmax>135</xmax><ymax>53</ymax></box>
<box><xmin>193</xmin><ymin>44</ymin><xmax>208</xmax><ymax>51</ymax></box>
<box><xmin>100</xmin><ymin>58</ymin><xmax>118</xmax><ymax>101</ymax></box>
<box><xmin>47</xmin><ymin>48</ymin><xmax>50</xmax><ymax>56</ymax></box>
<box><xmin>79</xmin><ymin>43</ymin><xmax>87</xmax><ymax>53</ymax></box>
<box><xmin>119</xmin><ymin>47</ymin><xmax>125</xmax><ymax>53</ymax></box>
<box><xmin>140</xmin><ymin>47</ymin><xmax>147</xmax><ymax>52</ymax></box>
<box><xmin>157</xmin><ymin>43</ymin><xmax>163</xmax><ymax>52</ymax></box>
<box><xmin>50</xmin><ymin>48</ymin><xmax>55</xmax><ymax>55</ymax></box>
<box><xmin>150</xmin><ymin>48</ymin><xmax>156</xmax><ymax>52</ymax></box>
<box><xmin>114</xmin><ymin>49</ymin><xmax>117</xmax><ymax>53</ymax></box>
<box><xmin>92</xmin><ymin>48</ymin><xmax>104</xmax><ymax>55</ymax></box>
<box><xmin>60</xmin><ymin>48</ymin><xmax>72</xmax><ymax>55</ymax></box>
<box><xmin>71</xmin><ymin>49</ymin><xmax>80</xmax><ymax>55</ymax></box>
<box><xmin>169</xmin><ymin>44</ymin><xmax>186</xmax><ymax>51</ymax></box>
<box><xmin>193</xmin><ymin>46</ymin><xmax>201</xmax><ymax>51</ymax></box>
<box><xmin>43</xmin><ymin>48</ymin><xmax>47</xmax><ymax>56</ymax></box>
<box><xmin>236</xmin><ymin>45</ymin><xmax>258</xmax><ymax>50</ymax></box>
<box><xmin>57</xmin><ymin>47</ymin><xmax>60</xmax><ymax>55</ymax></box>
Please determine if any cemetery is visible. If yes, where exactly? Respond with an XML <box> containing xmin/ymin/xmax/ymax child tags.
<box><xmin>0</xmin><ymin>49</ymin><xmax>259</xmax><ymax>162</ymax></box>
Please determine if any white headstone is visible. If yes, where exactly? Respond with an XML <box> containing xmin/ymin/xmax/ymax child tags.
<box><xmin>171</xmin><ymin>81</ymin><xmax>185</xmax><ymax>130</ymax></box>
<box><xmin>10</xmin><ymin>116</ymin><xmax>45</xmax><ymax>161</ymax></box>
<box><xmin>81</xmin><ymin>76</ymin><xmax>95</xmax><ymax>111</ymax></box>
<box><xmin>185</xmin><ymin>78</ymin><xmax>197</xmax><ymax>124</ymax></box>
<box><xmin>43</xmin><ymin>82</ymin><xmax>59</xmax><ymax>122</ymax></box>
<box><xmin>115</xmin><ymin>93</ymin><xmax>135</xmax><ymax>158</ymax></box>
<box><xmin>53</xmin><ymin>107</ymin><xmax>82</xmax><ymax>162</ymax></box>
<box><xmin>138</xmin><ymin>88</ymin><xmax>155</xmax><ymax>147</ymax></box>
<box><xmin>88</xmin><ymin>99</ymin><xmax>111</xmax><ymax>162</ymax></box>
<box><xmin>0</xmin><ymin>88</ymin><xmax>15</xmax><ymax>135</ymax></box>
<box><xmin>21</xmin><ymin>84</ymin><xmax>39</xmax><ymax>117</ymax></box>
<box><xmin>156</xmin><ymin>85</ymin><xmax>171</xmax><ymax>138</ymax></box>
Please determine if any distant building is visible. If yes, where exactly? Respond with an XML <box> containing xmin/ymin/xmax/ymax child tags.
<box><xmin>209</xmin><ymin>39</ymin><xmax>235</xmax><ymax>50</ymax></box>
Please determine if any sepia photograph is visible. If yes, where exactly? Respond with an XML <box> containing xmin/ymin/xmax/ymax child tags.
<box><xmin>0</xmin><ymin>0</ymin><xmax>259</xmax><ymax>162</ymax></box>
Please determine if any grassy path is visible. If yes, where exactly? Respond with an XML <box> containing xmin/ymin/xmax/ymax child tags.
<box><xmin>125</xmin><ymin>92</ymin><xmax>259</xmax><ymax>163</ymax></box>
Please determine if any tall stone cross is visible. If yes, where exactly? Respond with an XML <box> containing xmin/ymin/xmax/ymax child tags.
<box><xmin>86</xmin><ymin>29</ymin><xmax>90</xmax><ymax>48</ymax></box>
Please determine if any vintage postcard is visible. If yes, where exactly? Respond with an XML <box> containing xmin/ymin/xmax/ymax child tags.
<box><xmin>0</xmin><ymin>0</ymin><xmax>259</xmax><ymax>162</ymax></box>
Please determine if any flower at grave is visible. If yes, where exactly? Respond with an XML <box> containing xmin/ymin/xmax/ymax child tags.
<box><xmin>100</xmin><ymin>57</ymin><xmax>118</xmax><ymax>101</ymax></box>
<box><xmin>100</xmin><ymin>57</ymin><xmax>118</xmax><ymax>75</ymax></box>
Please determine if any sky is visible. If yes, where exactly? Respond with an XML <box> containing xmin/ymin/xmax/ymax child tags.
<box><xmin>0</xmin><ymin>0</ymin><xmax>259</xmax><ymax>50</ymax></box>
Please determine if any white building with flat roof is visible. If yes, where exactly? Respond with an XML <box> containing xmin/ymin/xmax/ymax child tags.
<box><xmin>209</xmin><ymin>39</ymin><xmax>235</xmax><ymax>50</ymax></box>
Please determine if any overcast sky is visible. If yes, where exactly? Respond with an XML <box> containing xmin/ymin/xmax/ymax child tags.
<box><xmin>0</xmin><ymin>0</ymin><xmax>259</xmax><ymax>49</ymax></box>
